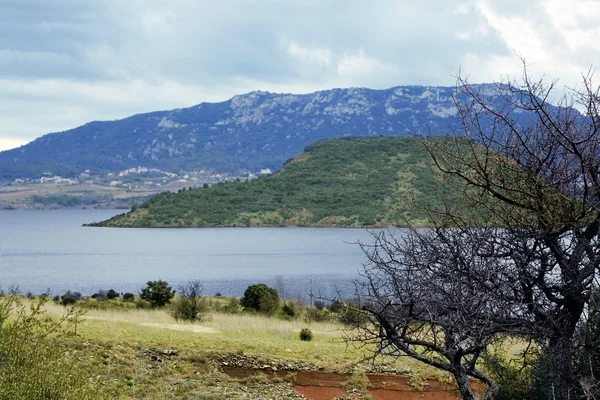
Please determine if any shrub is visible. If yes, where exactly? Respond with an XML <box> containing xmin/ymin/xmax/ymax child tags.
<box><xmin>241</xmin><ymin>283</ymin><xmax>280</xmax><ymax>315</ymax></box>
<box><xmin>139</xmin><ymin>280</ymin><xmax>175</xmax><ymax>308</ymax></box>
<box><xmin>171</xmin><ymin>279</ymin><xmax>208</xmax><ymax>321</ymax></box>
<box><xmin>61</xmin><ymin>296</ymin><xmax>77</xmax><ymax>306</ymax></box>
<box><xmin>314</xmin><ymin>300</ymin><xmax>325</xmax><ymax>310</ymax></box>
<box><xmin>217</xmin><ymin>297</ymin><xmax>241</xmax><ymax>314</ymax></box>
<box><xmin>106</xmin><ymin>289</ymin><xmax>119</xmax><ymax>300</ymax></box>
<box><xmin>343</xmin><ymin>371</ymin><xmax>371</xmax><ymax>394</ymax></box>
<box><xmin>62</xmin><ymin>290</ymin><xmax>81</xmax><ymax>301</ymax></box>
<box><xmin>338</xmin><ymin>303</ymin><xmax>371</xmax><ymax>327</ymax></box>
<box><xmin>305</xmin><ymin>307</ymin><xmax>329</xmax><ymax>322</ymax></box>
<box><xmin>91</xmin><ymin>291</ymin><xmax>106</xmax><ymax>300</ymax></box>
<box><xmin>135</xmin><ymin>298</ymin><xmax>152</xmax><ymax>309</ymax></box>
<box><xmin>299</xmin><ymin>328</ymin><xmax>313</xmax><ymax>341</ymax></box>
<box><xmin>0</xmin><ymin>295</ymin><xmax>105</xmax><ymax>398</ymax></box>
<box><xmin>123</xmin><ymin>292</ymin><xmax>135</xmax><ymax>302</ymax></box>
<box><xmin>79</xmin><ymin>299</ymin><xmax>135</xmax><ymax>311</ymax></box>
<box><xmin>482</xmin><ymin>343</ymin><xmax>537</xmax><ymax>400</ymax></box>
<box><xmin>280</xmin><ymin>302</ymin><xmax>296</xmax><ymax>319</ymax></box>
<box><xmin>329</xmin><ymin>300</ymin><xmax>343</xmax><ymax>313</ymax></box>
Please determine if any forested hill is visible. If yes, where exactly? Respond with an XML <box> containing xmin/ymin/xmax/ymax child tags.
<box><xmin>88</xmin><ymin>137</ymin><xmax>462</xmax><ymax>228</ymax></box>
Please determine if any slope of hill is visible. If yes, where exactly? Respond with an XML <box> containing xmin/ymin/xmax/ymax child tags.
<box><xmin>88</xmin><ymin>137</ymin><xmax>461</xmax><ymax>228</ymax></box>
<box><xmin>0</xmin><ymin>84</ymin><xmax>506</xmax><ymax>180</ymax></box>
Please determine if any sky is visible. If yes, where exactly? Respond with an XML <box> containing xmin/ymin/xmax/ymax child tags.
<box><xmin>1</xmin><ymin>0</ymin><xmax>599</xmax><ymax>151</ymax></box>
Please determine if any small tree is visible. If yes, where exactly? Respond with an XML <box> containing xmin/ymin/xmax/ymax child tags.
<box><xmin>123</xmin><ymin>292</ymin><xmax>135</xmax><ymax>302</ymax></box>
<box><xmin>172</xmin><ymin>279</ymin><xmax>207</xmax><ymax>321</ymax></box>
<box><xmin>139</xmin><ymin>280</ymin><xmax>175</xmax><ymax>308</ymax></box>
<box><xmin>106</xmin><ymin>289</ymin><xmax>119</xmax><ymax>300</ymax></box>
<box><xmin>241</xmin><ymin>283</ymin><xmax>279</xmax><ymax>314</ymax></box>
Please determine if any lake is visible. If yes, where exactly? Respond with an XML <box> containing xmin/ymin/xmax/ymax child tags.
<box><xmin>0</xmin><ymin>209</ymin><xmax>382</xmax><ymax>300</ymax></box>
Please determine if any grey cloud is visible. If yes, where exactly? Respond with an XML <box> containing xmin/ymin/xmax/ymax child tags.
<box><xmin>0</xmin><ymin>0</ymin><xmax>511</xmax><ymax>87</ymax></box>
<box><xmin>0</xmin><ymin>0</ymin><xmax>597</xmax><ymax>147</ymax></box>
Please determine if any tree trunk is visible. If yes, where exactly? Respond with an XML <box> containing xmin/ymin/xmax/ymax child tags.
<box><xmin>454</xmin><ymin>372</ymin><xmax>478</xmax><ymax>400</ymax></box>
<box><xmin>546</xmin><ymin>335</ymin><xmax>575</xmax><ymax>400</ymax></box>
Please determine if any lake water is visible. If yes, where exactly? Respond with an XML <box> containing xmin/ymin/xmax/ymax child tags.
<box><xmin>0</xmin><ymin>210</ymin><xmax>380</xmax><ymax>300</ymax></box>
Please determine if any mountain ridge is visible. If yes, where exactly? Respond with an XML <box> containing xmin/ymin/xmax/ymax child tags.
<box><xmin>0</xmin><ymin>84</ymin><xmax>500</xmax><ymax>181</ymax></box>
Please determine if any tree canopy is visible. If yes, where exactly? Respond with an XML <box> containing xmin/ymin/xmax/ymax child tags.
<box><xmin>140</xmin><ymin>280</ymin><xmax>175</xmax><ymax>308</ymax></box>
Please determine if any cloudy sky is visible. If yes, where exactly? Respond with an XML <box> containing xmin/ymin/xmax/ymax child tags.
<box><xmin>0</xmin><ymin>0</ymin><xmax>599</xmax><ymax>151</ymax></box>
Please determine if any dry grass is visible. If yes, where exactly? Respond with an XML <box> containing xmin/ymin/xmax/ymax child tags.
<box><xmin>38</xmin><ymin>300</ymin><xmax>451</xmax><ymax>387</ymax></box>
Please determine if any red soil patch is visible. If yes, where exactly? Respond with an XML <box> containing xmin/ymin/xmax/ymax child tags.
<box><xmin>295</xmin><ymin>386</ymin><xmax>352</xmax><ymax>399</ymax></box>
<box><xmin>368</xmin><ymin>389</ymin><xmax>459</xmax><ymax>400</ymax></box>
<box><xmin>221</xmin><ymin>366</ymin><xmax>461</xmax><ymax>400</ymax></box>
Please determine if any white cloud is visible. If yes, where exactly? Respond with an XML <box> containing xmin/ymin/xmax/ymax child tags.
<box><xmin>287</xmin><ymin>42</ymin><xmax>332</xmax><ymax>66</ymax></box>
<box><xmin>0</xmin><ymin>137</ymin><xmax>29</xmax><ymax>152</ymax></box>
<box><xmin>337</xmin><ymin>50</ymin><xmax>379</xmax><ymax>77</ymax></box>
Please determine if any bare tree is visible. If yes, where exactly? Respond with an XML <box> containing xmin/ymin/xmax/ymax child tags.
<box><xmin>173</xmin><ymin>279</ymin><xmax>207</xmax><ymax>321</ymax></box>
<box><xmin>357</xmin><ymin>62</ymin><xmax>600</xmax><ymax>400</ymax></box>
<box><xmin>274</xmin><ymin>275</ymin><xmax>285</xmax><ymax>300</ymax></box>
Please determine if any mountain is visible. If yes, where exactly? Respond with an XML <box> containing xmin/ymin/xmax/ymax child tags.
<box><xmin>0</xmin><ymin>85</ymin><xmax>501</xmax><ymax>181</ymax></box>
<box><xmin>87</xmin><ymin>136</ymin><xmax>463</xmax><ymax>228</ymax></box>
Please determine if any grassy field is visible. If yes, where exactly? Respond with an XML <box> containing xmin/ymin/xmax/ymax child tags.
<box><xmin>22</xmin><ymin>297</ymin><xmax>452</xmax><ymax>399</ymax></box>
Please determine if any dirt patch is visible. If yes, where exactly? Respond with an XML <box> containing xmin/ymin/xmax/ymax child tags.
<box><xmin>139</xmin><ymin>322</ymin><xmax>217</xmax><ymax>333</ymax></box>
<box><xmin>81</xmin><ymin>316</ymin><xmax>217</xmax><ymax>333</ymax></box>
<box><xmin>222</xmin><ymin>366</ymin><xmax>461</xmax><ymax>400</ymax></box>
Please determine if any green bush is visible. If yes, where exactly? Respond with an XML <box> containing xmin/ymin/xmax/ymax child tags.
<box><xmin>139</xmin><ymin>280</ymin><xmax>175</xmax><ymax>308</ymax></box>
<box><xmin>106</xmin><ymin>289</ymin><xmax>119</xmax><ymax>300</ymax></box>
<box><xmin>79</xmin><ymin>299</ymin><xmax>136</xmax><ymax>311</ymax></box>
<box><xmin>217</xmin><ymin>297</ymin><xmax>241</xmax><ymax>314</ymax></box>
<box><xmin>0</xmin><ymin>295</ymin><xmax>108</xmax><ymax>398</ymax></box>
<box><xmin>61</xmin><ymin>296</ymin><xmax>77</xmax><ymax>306</ymax></box>
<box><xmin>135</xmin><ymin>298</ymin><xmax>153</xmax><ymax>309</ymax></box>
<box><xmin>305</xmin><ymin>307</ymin><xmax>329</xmax><ymax>322</ymax></box>
<box><xmin>299</xmin><ymin>328</ymin><xmax>313</xmax><ymax>341</ymax></box>
<box><xmin>241</xmin><ymin>283</ymin><xmax>280</xmax><ymax>315</ymax></box>
<box><xmin>123</xmin><ymin>292</ymin><xmax>135</xmax><ymax>302</ymax></box>
<box><xmin>280</xmin><ymin>302</ymin><xmax>296</xmax><ymax>319</ymax></box>
<box><xmin>482</xmin><ymin>343</ymin><xmax>537</xmax><ymax>400</ymax></box>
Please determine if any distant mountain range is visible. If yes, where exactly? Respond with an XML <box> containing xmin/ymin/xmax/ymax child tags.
<box><xmin>0</xmin><ymin>84</ymin><xmax>536</xmax><ymax>181</ymax></box>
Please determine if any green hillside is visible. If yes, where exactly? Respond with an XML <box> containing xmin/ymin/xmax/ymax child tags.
<box><xmin>89</xmin><ymin>137</ymin><xmax>460</xmax><ymax>228</ymax></box>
